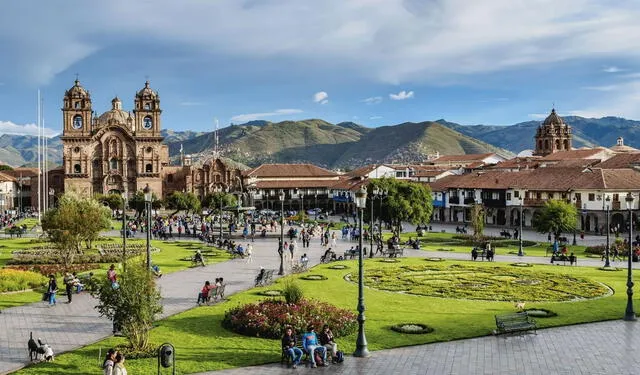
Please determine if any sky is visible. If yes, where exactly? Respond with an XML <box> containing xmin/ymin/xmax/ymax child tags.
<box><xmin>1</xmin><ymin>0</ymin><xmax>640</xmax><ymax>137</ymax></box>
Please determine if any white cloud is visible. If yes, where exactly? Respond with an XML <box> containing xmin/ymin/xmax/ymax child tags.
<box><xmin>0</xmin><ymin>121</ymin><xmax>58</xmax><ymax>137</ymax></box>
<box><xmin>230</xmin><ymin>109</ymin><xmax>303</xmax><ymax>123</ymax></box>
<box><xmin>361</xmin><ymin>96</ymin><xmax>382</xmax><ymax>105</ymax></box>
<box><xmin>569</xmin><ymin>79</ymin><xmax>640</xmax><ymax>119</ymax></box>
<box><xmin>389</xmin><ymin>90</ymin><xmax>414</xmax><ymax>100</ymax></box>
<box><xmin>603</xmin><ymin>66</ymin><xmax>624</xmax><ymax>73</ymax></box>
<box><xmin>5</xmin><ymin>1</ymin><xmax>640</xmax><ymax>85</ymax></box>
<box><xmin>313</xmin><ymin>91</ymin><xmax>329</xmax><ymax>105</ymax></box>
<box><xmin>369</xmin><ymin>116</ymin><xmax>383</xmax><ymax>120</ymax></box>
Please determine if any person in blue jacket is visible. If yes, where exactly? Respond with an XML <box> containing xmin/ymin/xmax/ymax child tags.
<box><xmin>302</xmin><ymin>325</ymin><xmax>327</xmax><ymax>367</ymax></box>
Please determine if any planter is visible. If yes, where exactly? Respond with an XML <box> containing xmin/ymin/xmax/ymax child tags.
<box><xmin>300</xmin><ymin>274</ymin><xmax>328</xmax><ymax>281</ymax></box>
<box><xmin>328</xmin><ymin>265</ymin><xmax>349</xmax><ymax>270</ymax></box>
<box><xmin>524</xmin><ymin>308</ymin><xmax>557</xmax><ymax>318</ymax></box>
<box><xmin>425</xmin><ymin>257</ymin><xmax>445</xmax><ymax>262</ymax></box>
<box><xmin>257</xmin><ymin>290</ymin><xmax>284</xmax><ymax>297</ymax></box>
<box><xmin>378</xmin><ymin>259</ymin><xmax>400</xmax><ymax>263</ymax></box>
<box><xmin>390</xmin><ymin>323</ymin><xmax>434</xmax><ymax>334</ymax></box>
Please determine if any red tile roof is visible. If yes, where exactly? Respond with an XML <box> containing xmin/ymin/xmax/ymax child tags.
<box><xmin>540</xmin><ymin>148</ymin><xmax>611</xmax><ymax>161</ymax></box>
<box><xmin>255</xmin><ymin>179</ymin><xmax>341</xmax><ymax>189</ymax></box>
<box><xmin>245</xmin><ymin>163</ymin><xmax>337</xmax><ymax>178</ymax></box>
<box><xmin>432</xmin><ymin>153</ymin><xmax>496</xmax><ymax>163</ymax></box>
<box><xmin>597</xmin><ymin>153</ymin><xmax>640</xmax><ymax>169</ymax></box>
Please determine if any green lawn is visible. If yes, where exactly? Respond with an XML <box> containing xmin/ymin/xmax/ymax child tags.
<box><xmin>15</xmin><ymin>256</ymin><xmax>638</xmax><ymax>374</ymax></box>
<box><xmin>0</xmin><ymin>239</ymin><xmax>229</xmax><ymax>311</ymax></box>
<box><xmin>386</xmin><ymin>231</ymin><xmax>596</xmax><ymax>258</ymax></box>
<box><xmin>14</xmin><ymin>217</ymin><xmax>39</xmax><ymax>230</ymax></box>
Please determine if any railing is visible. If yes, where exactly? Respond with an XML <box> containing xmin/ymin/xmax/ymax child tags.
<box><xmin>463</xmin><ymin>197</ymin><xmax>475</xmax><ymax>204</ymax></box>
<box><xmin>448</xmin><ymin>196</ymin><xmax>460</xmax><ymax>204</ymax></box>
<box><xmin>523</xmin><ymin>198</ymin><xmax>547</xmax><ymax>207</ymax></box>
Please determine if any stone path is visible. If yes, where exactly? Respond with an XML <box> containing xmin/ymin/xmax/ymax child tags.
<box><xmin>196</xmin><ymin>320</ymin><xmax>640</xmax><ymax>375</ymax></box>
<box><xmin>1</xmin><ymin>225</ymin><xmax>639</xmax><ymax>374</ymax></box>
<box><xmin>0</xmin><ymin>234</ymin><xmax>328</xmax><ymax>375</ymax></box>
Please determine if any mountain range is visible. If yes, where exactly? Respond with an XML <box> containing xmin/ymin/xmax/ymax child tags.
<box><xmin>0</xmin><ymin>116</ymin><xmax>638</xmax><ymax>169</ymax></box>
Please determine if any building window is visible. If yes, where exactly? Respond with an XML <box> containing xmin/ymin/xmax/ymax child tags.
<box><xmin>575</xmin><ymin>193</ymin><xmax>582</xmax><ymax>201</ymax></box>
<box><xmin>613</xmin><ymin>194</ymin><xmax>619</xmax><ymax>202</ymax></box>
<box><xmin>492</xmin><ymin>192</ymin><xmax>499</xmax><ymax>200</ymax></box>
<box><xmin>73</xmin><ymin>164</ymin><xmax>81</xmax><ymax>173</ymax></box>
<box><xmin>110</xmin><ymin>158</ymin><xmax>118</xmax><ymax>170</ymax></box>
<box><xmin>145</xmin><ymin>163</ymin><xmax>153</xmax><ymax>173</ymax></box>
<box><xmin>588</xmin><ymin>193</ymin><xmax>595</xmax><ymax>201</ymax></box>
<box><xmin>514</xmin><ymin>191</ymin><xmax>520</xmax><ymax>198</ymax></box>
<box><xmin>506</xmin><ymin>192</ymin><xmax>511</xmax><ymax>200</ymax></box>
<box><xmin>74</xmin><ymin>101</ymin><xmax>80</xmax><ymax>109</ymax></box>
<box><xmin>144</xmin><ymin>103</ymin><xmax>151</xmax><ymax>110</ymax></box>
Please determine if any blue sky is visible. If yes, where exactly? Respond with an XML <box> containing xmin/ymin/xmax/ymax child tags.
<box><xmin>1</xmin><ymin>0</ymin><xmax>640</xmax><ymax>137</ymax></box>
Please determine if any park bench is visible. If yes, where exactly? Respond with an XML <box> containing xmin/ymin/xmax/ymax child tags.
<box><xmin>381</xmin><ymin>245</ymin><xmax>404</xmax><ymax>258</ymax></box>
<box><xmin>255</xmin><ymin>269</ymin><xmax>275</xmax><ymax>287</ymax></box>
<box><xmin>205</xmin><ymin>284</ymin><xmax>226</xmax><ymax>304</ymax></box>
<box><xmin>495</xmin><ymin>312</ymin><xmax>537</xmax><ymax>335</ymax></box>
<box><xmin>471</xmin><ymin>249</ymin><xmax>487</xmax><ymax>261</ymax></box>
<box><xmin>550</xmin><ymin>254</ymin><xmax>577</xmax><ymax>265</ymax></box>
<box><xmin>499</xmin><ymin>230</ymin><xmax>512</xmax><ymax>239</ymax></box>
<box><xmin>281</xmin><ymin>335</ymin><xmax>310</xmax><ymax>365</ymax></box>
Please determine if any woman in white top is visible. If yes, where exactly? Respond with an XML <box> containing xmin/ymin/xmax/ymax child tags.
<box><xmin>113</xmin><ymin>353</ymin><xmax>127</xmax><ymax>375</ymax></box>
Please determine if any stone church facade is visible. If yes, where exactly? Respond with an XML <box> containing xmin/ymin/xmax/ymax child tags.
<box><xmin>533</xmin><ymin>108</ymin><xmax>572</xmax><ymax>156</ymax></box>
<box><xmin>58</xmin><ymin>79</ymin><xmax>244</xmax><ymax>200</ymax></box>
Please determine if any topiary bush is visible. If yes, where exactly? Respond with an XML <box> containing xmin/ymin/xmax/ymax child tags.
<box><xmin>282</xmin><ymin>280</ymin><xmax>304</xmax><ymax>304</ymax></box>
<box><xmin>222</xmin><ymin>299</ymin><xmax>357</xmax><ymax>339</ymax></box>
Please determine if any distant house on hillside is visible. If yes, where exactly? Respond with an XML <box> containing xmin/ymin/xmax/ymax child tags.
<box><xmin>429</xmin><ymin>153</ymin><xmax>506</xmax><ymax>169</ymax></box>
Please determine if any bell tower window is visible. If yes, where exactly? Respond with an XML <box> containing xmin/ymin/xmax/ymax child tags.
<box><xmin>72</xmin><ymin>115</ymin><xmax>83</xmax><ymax>129</ymax></box>
<box><xmin>144</xmin><ymin>103</ymin><xmax>151</xmax><ymax>110</ymax></box>
<box><xmin>73</xmin><ymin>164</ymin><xmax>81</xmax><ymax>174</ymax></box>
<box><xmin>74</xmin><ymin>101</ymin><xmax>80</xmax><ymax>109</ymax></box>
<box><xmin>143</xmin><ymin>116</ymin><xmax>153</xmax><ymax>130</ymax></box>
<box><xmin>110</xmin><ymin>158</ymin><xmax>118</xmax><ymax>170</ymax></box>
<box><xmin>145</xmin><ymin>163</ymin><xmax>153</xmax><ymax>173</ymax></box>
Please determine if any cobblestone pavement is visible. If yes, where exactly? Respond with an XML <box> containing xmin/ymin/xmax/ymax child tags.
<box><xmin>0</xmin><ymin>234</ymin><xmax>327</xmax><ymax>375</ymax></box>
<box><xmin>1</xmin><ymin>224</ymin><xmax>639</xmax><ymax>374</ymax></box>
<box><xmin>197</xmin><ymin>320</ymin><xmax>640</xmax><ymax>375</ymax></box>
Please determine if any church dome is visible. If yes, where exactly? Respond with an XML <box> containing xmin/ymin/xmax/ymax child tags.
<box><xmin>542</xmin><ymin>108</ymin><xmax>565</xmax><ymax>126</ymax></box>
<box><xmin>66</xmin><ymin>79</ymin><xmax>90</xmax><ymax>98</ymax></box>
<box><xmin>136</xmin><ymin>80</ymin><xmax>158</xmax><ymax>99</ymax></box>
<box><xmin>610</xmin><ymin>136</ymin><xmax>638</xmax><ymax>153</ymax></box>
<box><xmin>98</xmin><ymin>97</ymin><xmax>132</xmax><ymax>125</ymax></box>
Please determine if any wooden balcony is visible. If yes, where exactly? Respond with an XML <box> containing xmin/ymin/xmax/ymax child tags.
<box><xmin>523</xmin><ymin>198</ymin><xmax>546</xmax><ymax>207</ymax></box>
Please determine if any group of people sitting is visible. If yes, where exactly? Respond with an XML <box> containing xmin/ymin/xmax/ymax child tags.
<box><xmin>282</xmin><ymin>324</ymin><xmax>341</xmax><ymax>368</ymax></box>
<box><xmin>196</xmin><ymin>278</ymin><xmax>224</xmax><ymax>305</ymax></box>
<box><xmin>405</xmin><ymin>237</ymin><xmax>421</xmax><ymax>249</ymax></box>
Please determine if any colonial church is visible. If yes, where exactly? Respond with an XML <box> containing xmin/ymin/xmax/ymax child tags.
<box><xmin>533</xmin><ymin>108</ymin><xmax>572</xmax><ymax>156</ymax></box>
<box><xmin>58</xmin><ymin>79</ymin><xmax>244</xmax><ymax>199</ymax></box>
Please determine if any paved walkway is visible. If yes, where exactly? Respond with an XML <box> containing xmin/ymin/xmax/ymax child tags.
<box><xmin>0</xmin><ymin>234</ymin><xmax>328</xmax><ymax>375</ymax></box>
<box><xmin>197</xmin><ymin>319</ymin><xmax>640</xmax><ymax>375</ymax></box>
<box><xmin>1</xmin><ymin>225</ymin><xmax>638</xmax><ymax>374</ymax></box>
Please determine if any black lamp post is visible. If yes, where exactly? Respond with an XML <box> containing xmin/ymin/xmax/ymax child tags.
<box><xmin>572</xmin><ymin>196</ymin><xmax>578</xmax><ymax>246</ymax></box>
<box><xmin>299</xmin><ymin>193</ymin><xmax>304</xmax><ymax>227</ymax></box>
<box><xmin>604</xmin><ymin>195</ymin><xmax>611</xmax><ymax>268</ymax></box>
<box><xmin>354</xmin><ymin>186</ymin><xmax>370</xmax><ymax>357</ymax></box>
<box><xmin>143</xmin><ymin>184</ymin><xmax>152</xmax><ymax>273</ymax></box>
<box><xmin>278</xmin><ymin>190</ymin><xmax>285</xmax><ymax>276</ymax></box>
<box><xmin>378</xmin><ymin>189</ymin><xmax>387</xmax><ymax>242</ymax></box>
<box><xmin>219</xmin><ymin>188</ymin><xmax>225</xmax><ymax>242</ymax></box>
<box><xmin>121</xmin><ymin>190</ymin><xmax>127</xmax><ymax>272</ymax></box>
<box><xmin>518</xmin><ymin>196</ymin><xmax>524</xmax><ymax>257</ymax></box>
<box><xmin>624</xmin><ymin>193</ymin><xmax>636</xmax><ymax>321</ymax></box>
<box><xmin>369</xmin><ymin>187</ymin><xmax>380</xmax><ymax>258</ymax></box>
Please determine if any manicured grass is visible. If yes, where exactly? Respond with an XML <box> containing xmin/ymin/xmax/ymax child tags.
<box><xmin>14</xmin><ymin>217</ymin><xmax>39</xmax><ymax>229</ymax></box>
<box><xmin>15</xmin><ymin>256</ymin><xmax>639</xmax><ymax>374</ymax></box>
<box><xmin>388</xmin><ymin>231</ymin><xmax>591</xmax><ymax>258</ymax></box>
<box><xmin>0</xmin><ymin>239</ymin><xmax>229</xmax><ymax>311</ymax></box>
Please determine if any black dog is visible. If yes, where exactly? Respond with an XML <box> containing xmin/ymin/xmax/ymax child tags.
<box><xmin>28</xmin><ymin>332</ymin><xmax>38</xmax><ymax>361</ymax></box>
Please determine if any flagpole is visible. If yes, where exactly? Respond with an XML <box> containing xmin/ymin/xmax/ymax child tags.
<box><xmin>37</xmin><ymin>90</ymin><xmax>41</xmax><ymax>223</ymax></box>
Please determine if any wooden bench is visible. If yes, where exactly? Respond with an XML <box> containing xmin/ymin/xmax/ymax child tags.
<box><xmin>495</xmin><ymin>312</ymin><xmax>537</xmax><ymax>335</ymax></box>
<box><xmin>281</xmin><ymin>335</ymin><xmax>310</xmax><ymax>365</ymax></box>
<box><xmin>551</xmin><ymin>254</ymin><xmax>577</xmax><ymax>265</ymax></box>
<box><xmin>255</xmin><ymin>269</ymin><xmax>275</xmax><ymax>287</ymax></box>
<box><xmin>205</xmin><ymin>284</ymin><xmax>226</xmax><ymax>304</ymax></box>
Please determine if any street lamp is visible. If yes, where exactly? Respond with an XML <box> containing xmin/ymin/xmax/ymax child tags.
<box><xmin>572</xmin><ymin>196</ymin><xmax>578</xmax><ymax>246</ymax></box>
<box><xmin>378</xmin><ymin>189</ymin><xmax>388</xmax><ymax>242</ymax></box>
<box><xmin>369</xmin><ymin>187</ymin><xmax>379</xmax><ymax>258</ymax></box>
<box><xmin>624</xmin><ymin>193</ymin><xmax>636</xmax><ymax>321</ymax></box>
<box><xmin>604</xmin><ymin>195</ymin><xmax>611</xmax><ymax>268</ymax></box>
<box><xmin>278</xmin><ymin>190</ymin><xmax>285</xmax><ymax>276</ymax></box>
<box><xmin>518</xmin><ymin>196</ymin><xmax>524</xmax><ymax>257</ymax></box>
<box><xmin>143</xmin><ymin>184</ymin><xmax>152</xmax><ymax>272</ymax></box>
<box><xmin>354</xmin><ymin>186</ymin><xmax>369</xmax><ymax>358</ymax></box>
<box><xmin>121</xmin><ymin>190</ymin><xmax>127</xmax><ymax>271</ymax></box>
<box><xmin>299</xmin><ymin>192</ymin><xmax>304</xmax><ymax>227</ymax></box>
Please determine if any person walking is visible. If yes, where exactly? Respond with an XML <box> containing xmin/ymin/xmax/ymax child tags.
<box><xmin>47</xmin><ymin>274</ymin><xmax>58</xmax><ymax>306</ymax></box>
<box><xmin>246</xmin><ymin>243</ymin><xmax>253</xmax><ymax>263</ymax></box>
<box><xmin>63</xmin><ymin>272</ymin><xmax>75</xmax><ymax>304</ymax></box>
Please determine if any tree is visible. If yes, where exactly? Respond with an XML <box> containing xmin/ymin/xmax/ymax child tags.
<box><xmin>90</xmin><ymin>261</ymin><xmax>162</xmax><ymax>351</ymax></box>
<box><xmin>531</xmin><ymin>199</ymin><xmax>578</xmax><ymax>240</ymax></box>
<box><xmin>470</xmin><ymin>203</ymin><xmax>485</xmax><ymax>239</ymax></box>
<box><xmin>41</xmin><ymin>193</ymin><xmax>111</xmax><ymax>268</ymax></box>
<box><xmin>165</xmin><ymin>191</ymin><xmax>201</xmax><ymax>216</ymax></box>
<box><xmin>129</xmin><ymin>191</ymin><xmax>161</xmax><ymax>217</ymax></box>
<box><xmin>201</xmin><ymin>192</ymin><xmax>237</xmax><ymax>216</ymax></box>
<box><xmin>95</xmin><ymin>193</ymin><xmax>124</xmax><ymax>212</ymax></box>
<box><xmin>368</xmin><ymin>178</ymin><xmax>433</xmax><ymax>232</ymax></box>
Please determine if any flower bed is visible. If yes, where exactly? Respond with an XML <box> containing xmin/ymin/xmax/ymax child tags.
<box><xmin>7</xmin><ymin>263</ymin><xmax>99</xmax><ymax>276</ymax></box>
<box><xmin>256</xmin><ymin>290</ymin><xmax>284</xmax><ymax>297</ymax></box>
<box><xmin>390</xmin><ymin>323</ymin><xmax>434</xmax><ymax>334</ymax></box>
<box><xmin>300</xmin><ymin>274</ymin><xmax>328</xmax><ymax>281</ymax></box>
<box><xmin>378</xmin><ymin>259</ymin><xmax>400</xmax><ymax>263</ymax></box>
<box><xmin>511</xmin><ymin>263</ymin><xmax>533</xmax><ymax>267</ymax></box>
<box><xmin>222</xmin><ymin>299</ymin><xmax>357</xmax><ymax>339</ymax></box>
<box><xmin>362</xmin><ymin>263</ymin><xmax>610</xmax><ymax>302</ymax></box>
<box><xmin>328</xmin><ymin>264</ymin><xmax>349</xmax><ymax>270</ymax></box>
<box><xmin>425</xmin><ymin>257</ymin><xmax>444</xmax><ymax>262</ymax></box>
<box><xmin>524</xmin><ymin>308</ymin><xmax>557</xmax><ymax>318</ymax></box>
<box><xmin>0</xmin><ymin>269</ymin><xmax>47</xmax><ymax>293</ymax></box>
